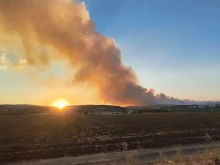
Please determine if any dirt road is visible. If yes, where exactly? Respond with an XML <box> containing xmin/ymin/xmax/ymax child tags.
<box><xmin>9</xmin><ymin>143</ymin><xmax>220</xmax><ymax>165</ymax></box>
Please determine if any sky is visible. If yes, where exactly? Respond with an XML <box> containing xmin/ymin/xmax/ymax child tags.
<box><xmin>0</xmin><ymin>0</ymin><xmax>220</xmax><ymax>105</ymax></box>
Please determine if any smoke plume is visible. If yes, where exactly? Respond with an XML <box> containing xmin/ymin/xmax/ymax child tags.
<box><xmin>0</xmin><ymin>0</ymin><xmax>189</xmax><ymax>105</ymax></box>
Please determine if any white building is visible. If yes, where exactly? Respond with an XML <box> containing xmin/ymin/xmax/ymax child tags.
<box><xmin>127</xmin><ymin>109</ymin><xmax>134</xmax><ymax>114</ymax></box>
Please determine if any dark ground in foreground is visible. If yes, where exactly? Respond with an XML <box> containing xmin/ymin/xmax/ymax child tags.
<box><xmin>1</xmin><ymin>113</ymin><xmax>220</xmax><ymax>163</ymax></box>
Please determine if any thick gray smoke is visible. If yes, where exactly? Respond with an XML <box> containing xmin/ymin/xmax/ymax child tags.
<box><xmin>0</xmin><ymin>0</ymin><xmax>190</xmax><ymax>106</ymax></box>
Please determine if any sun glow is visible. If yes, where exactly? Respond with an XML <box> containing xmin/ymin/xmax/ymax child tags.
<box><xmin>52</xmin><ymin>99</ymin><xmax>69</xmax><ymax>109</ymax></box>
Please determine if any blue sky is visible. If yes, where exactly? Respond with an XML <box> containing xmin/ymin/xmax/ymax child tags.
<box><xmin>0</xmin><ymin>0</ymin><xmax>220</xmax><ymax>104</ymax></box>
<box><xmin>80</xmin><ymin>0</ymin><xmax>220</xmax><ymax>101</ymax></box>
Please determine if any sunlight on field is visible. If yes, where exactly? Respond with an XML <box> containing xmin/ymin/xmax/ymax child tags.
<box><xmin>52</xmin><ymin>99</ymin><xmax>69</xmax><ymax>110</ymax></box>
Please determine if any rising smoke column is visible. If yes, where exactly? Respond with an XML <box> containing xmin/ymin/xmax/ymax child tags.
<box><xmin>0</xmin><ymin>0</ymin><xmax>185</xmax><ymax>105</ymax></box>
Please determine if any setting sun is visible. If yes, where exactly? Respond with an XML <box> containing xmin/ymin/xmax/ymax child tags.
<box><xmin>52</xmin><ymin>99</ymin><xmax>69</xmax><ymax>109</ymax></box>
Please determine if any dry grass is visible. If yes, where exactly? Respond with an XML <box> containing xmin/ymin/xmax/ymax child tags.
<box><xmin>119</xmin><ymin>140</ymin><xmax>220</xmax><ymax>165</ymax></box>
<box><xmin>153</xmin><ymin>158</ymin><xmax>213</xmax><ymax>165</ymax></box>
<box><xmin>153</xmin><ymin>146</ymin><xmax>220</xmax><ymax>165</ymax></box>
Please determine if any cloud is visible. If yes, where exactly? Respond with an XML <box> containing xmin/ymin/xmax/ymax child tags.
<box><xmin>0</xmin><ymin>51</ymin><xmax>11</xmax><ymax>69</ymax></box>
<box><xmin>0</xmin><ymin>50</ymin><xmax>27</xmax><ymax>70</ymax></box>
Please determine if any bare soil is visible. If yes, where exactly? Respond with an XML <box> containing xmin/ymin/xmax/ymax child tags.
<box><xmin>1</xmin><ymin>113</ymin><xmax>220</xmax><ymax>163</ymax></box>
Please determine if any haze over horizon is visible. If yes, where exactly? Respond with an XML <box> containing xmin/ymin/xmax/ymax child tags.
<box><xmin>0</xmin><ymin>0</ymin><xmax>220</xmax><ymax>106</ymax></box>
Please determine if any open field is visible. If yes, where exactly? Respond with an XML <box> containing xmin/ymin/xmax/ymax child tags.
<box><xmin>1</xmin><ymin>113</ymin><xmax>220</xmax><ymax>163</ymax></box>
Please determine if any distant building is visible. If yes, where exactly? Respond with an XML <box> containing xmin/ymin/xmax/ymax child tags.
<box><xmin>170</xmin><ymin>105</ymin><xmax>199</xmax><ymax>109</ymax></box>
<box><xmin>96</xmin><ymin>107</ymin><xmax>118</xmax><ymax>113</ymax></box>
<box><xmin>126</xmin><ymin>109</ymin><xmax>134</xmax><ymax>114</ymax></box>
<box><xmin>97</xmin><ymin>108</ymin><xmax>106</xmax><ymax>111</ymax></box>
<box><xmin>198</xmin><ymin>104</ymin><xmax>206</xmax><ymax>108</ymax></box>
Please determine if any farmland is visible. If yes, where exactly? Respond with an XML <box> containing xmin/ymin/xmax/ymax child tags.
<box><xmin>1</xmin><ymin>113</ymin><xmax>220</xmax><ymax>163</ymax></box>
